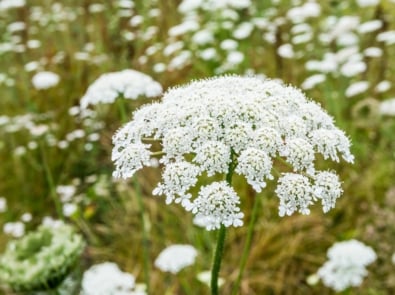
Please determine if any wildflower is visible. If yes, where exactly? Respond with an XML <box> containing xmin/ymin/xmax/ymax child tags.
<box><xmin>0</xmin><ymin>0</ymin><xmax>25</xmax><ymax>10</ymax></box>
<box><xmin>277</xmin><ymin>44</ymin><xmax>294</xmax><ymax>59</ymax></box>
<box><xmin>301</xmin><ymin>74</ymin><xmax>326</xmax><ymax>90</ymax></box>
<box><xmin>197</xmin><ymin>270</ymin><xmax>225</xmax><ymax>287</ymax></box>
<box><xmin>317</xmin><ymin>239</ymin><xmax>376</xmax><ymax>292</ymax></box>
<box><xmin>188</xmin><ymin>181</ymin><xmax>244</xmax><ymax>230</ymax></box>
<box><xmin>375</xmin><ymin>80</ymin><xmax>391</xmax><ymax>93</ymax></box>
<box><xmin>81</xmin><ymin>262</ymin><xmax>139</xmax><ymax>295</ymax></box>
<box><xmin>379</xmin><ymin>98</ymin><xmax>395</xmax><ymax>116</ymax></box>
<box><xmin>0</xmin><ymin>223</ymin><xmax>85</xmax><ymax>292</ymax></box>
<box><xmin>345</xmin><ymin>81</ymin><xmax>369</xmax><ymax>97</ymax></box>
<box><xmin>356</xmin><ymin>0</ymin><xmax>379</xmax><ymax>7</ymax></box>
<box><xmin>31</xmin><ymin>71</ymin><xmax>60</xmax><ymax>90</ymax></box>
<box><xmin>3</xmin><ymin>221</ymin><xmax>25</xmax><ymax>238</ymax></box>
<box><xmin>80</xmin><ymin>70</ymin><xmax>162</xmax><ymax>109</ymax></box>
<box><xmin>154</xmin><ymin>244</ymin><xmax>198</xmax><ymax>274</ymax></box>
<box><xmin>112</xmin><ymin>76</ymin><xmax>353</xmax><ymax>226</ymax></box>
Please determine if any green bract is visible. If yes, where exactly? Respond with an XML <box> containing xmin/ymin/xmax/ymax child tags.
<box><xmin>0</xmin><ymin>223</ymin><xmax>85</xmax><ymax>292</ymax></box>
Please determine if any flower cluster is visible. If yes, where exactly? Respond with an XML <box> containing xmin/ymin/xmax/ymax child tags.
<box><xmin>112</xmin><ymin>76</ymin><xmax>353</xmax><ymax>230</ymax></box>
<box><xmin>0</xmin><ymin>223</ymin><xmax>85</xmax><ymax>292</ymax></box>
<box><xmin>81</xmin><ymin>262</ymin><xmax>145</xmax><ymax>295</ymax></box>
<box><xmin>31</xmin><ymin>71</ymin><xmax>60</xmax><ymax>90</ymax></box>
<box><xmin>154</xmin><ymin>244</ymin><xmax>198</xmax><ymax>274</ymax></box>
<box><xmin>317</xmin><ymin>239</ymin><xmax>377</xmax><ymax>292</ymax></box>
<box><xmin>80</xmin><ymin>69</ymin><xmax>162</xmax><ymax>109</ymax></box>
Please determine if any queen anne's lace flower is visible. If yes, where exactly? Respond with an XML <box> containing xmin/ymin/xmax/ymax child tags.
<box><xmin>188</xmin><ymin>181</ymin><xmax>244</xmax><ymax>230</ymax></box>
<box><xmin>112</xmin><ymin>76</ymin><xmax>353</xmax><ymax>227</ymax></box>
<box><xmin>112</xmin><ymin>142</ymin><xmax>152</xmax><ymax>179</ymax></box>
<box><xmin>80</xmin><ymin>69</ymin><xmax>162</xmax><ymax>109</ymax></box>
<box><xmin>252</xmin><ymin>127</ymin><xmax>283</xmax><ymax>156</ymax></box>
<box><xmin>313</xmin><ymin>171</ymin><xmax>343</xmax><ymax>213</ymax></box>
<box><xmin>153</xmin><ymin>161</ymin><xmax>201</xmax><ymax>207</ymax></box>
<box><xmin>275</xmin><ymin>173</ymin><xmax>313</xmax><ymax>216</ymax></box>
<box><xmin>193</xmin><ymin>141</ymin><xmax>231</xmax><ymax>176</ymax></box>
<box><xmin>236</xmin><ymin>148</ymin><xmax>273</xmax><ymax>192</ymax></box>
<box><xmin>32</xmin><ymin>71</ymin><xmax>60</xmax><ymax>90</ymax></box>
<box><xmin>154</xmin><ymin>244</ymin><xmax>198</xmax><ymax>274</ymax></box>
<box><xmin>81</xmin><ymin>262</ymin><xmax>139</xmax><ymax>295</ymax></box>
<box><xmin>317</xmin><ymin>240</ymin><xmax>377</xmax><ymax>292</ymax></box>
<box><xmin>281</xmin><ymin>138</ymin><xmax>315</xmax><ymax>174</ymax></box>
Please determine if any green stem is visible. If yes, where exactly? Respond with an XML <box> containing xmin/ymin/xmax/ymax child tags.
<box><xmin>117</xmin><ymin>96</ymin><xmax>128</xmax><ymax>123</ymax></box>
<box><xmin>211</xmin><ymin>224</ymin><xmax>227</xmax><ymax>295</ymax></box>
<box><xmin>211</xmin><ymin>158</ymin><xmax>235</xmax><ymax>294</ymax></box>
<box><xmin>134</xmin><ymin>176</ymin><xmax>151</xmax><ymax>294</ymax></box>
<box><xmin>231</xmin><ymin>194</ymin><xmax>261</xmax><ymax>295</ymax></box>
<box><xmin>40</xmin><ymin>142</ymin><xmax>63</xmax><ymax>220</ymax></box>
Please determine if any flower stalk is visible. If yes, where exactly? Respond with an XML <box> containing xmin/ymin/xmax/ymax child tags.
<box><xmin>231</xmin><ymin>194</ymin><xmax>261</xmax><ymax>295</ymax></box>
<box><xmin>211</xmin><ymin>158</ymin><xmax>235</xmax><ymax>294</ymax></box>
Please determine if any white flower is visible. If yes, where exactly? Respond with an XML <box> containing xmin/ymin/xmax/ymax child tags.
<box><xmin>189</xmin><ymin>181</ymin><xmax>244</xmax><ymax>230</ymax></box>
<box><xmin>3</xmin><ymin>222</ymin><xmax>25</xmax><ymax>238</ymax></box>
<box><xmin>112</xmin><ymin>142</ymin><xmax>152</xmax><ymax>179</ymax></box>
<box><xmin>112</xmin><ymin>76</ymin><xmax>353</xmax><ymax>223</ymax></box>
<box><xmin>364</xmin><ymin>47</ymin><xmax>382</xmax><ymax>57</ymax></box>
<box><xmin>340</xmin><ymin>61</ymin><xmax>366</xmax><ymax>77</ymax></box>
<box><xmin>233</xmin><ymin>22</ymin><xmax>254</xmax><ymax>39</ymax></box>
<box><xmin>192</xmin><ymin>30</ymin><xmax>214</xmax><ymax>45</ymax></box>
<box><xmin>375</xmin><ymin>80</ymin><xmax>391</xmax><ymax>93</ymax></box>
<box><xmin>318</xmin><ymin>240</ymin><xmax>377</xmax><ymax>292</ymax></box>
<box><xmin>357</xmin><ymin>20</ymin><xmax>382</xmax><ymax>34</ymax></box>
<box><xmin>80</xmin><ymin>70</ymin><xmax>162</xmax><ymax>109</ymax></box>
<box><xmin>32</xmin><ymin>71</ymin><xmax>60</xmax><ymax>90</ymax></box>
<box><xmin>313</xmin><ymin>171</ymin><xmax>342</xmax><ymax>213</ymax></box>
<box><xmin>154</xmin><ymin>244</ymin><xmax>198</xmax><ymax>274</ymax></box>
<box><xmin>277</xmin><ymin>44</ymin><xmax>294</xmax><ymax>59</ymax></box>
<box><xmin>81</xmin><ymin>262</ymin><xmax>136</xmax><ymax>295</ymax></box>
<box><xmin>275</xmin><ymin>173</ymin><xmax>313</xmax><ymax>217</ymax></box>
<box><xmin>377</xmin><ymin>30</ymin><xmax>395</xmax><ymax>45</ymax></box>
<box><xmin>63</xmin><ymin>203</ymin><xmax>78</xmax><ymax>217</ymax></box>
<box><xmin>379</xmin><ymin>98</ymin><xmax>395</xmax><ymax>116</ymax></box>
<box><xmin>345</xmin><ymin>81</ymin><xmax>369</xmax><ymax>97</ymax></box>
<box><xmin>197</xmin><ymin>270</ymin><xmax>225</xmax><ymax>287</ymax></box>
<box><xmin>153</xmin><ymin>161</ymin><xmax>201</xmax><ymax>207</ymax></box>
<box><xmin>281</xmin><ymin>138</ymin><xmax>315</xmax><ymax>174</ymax></box>
<box><xmin>236</xmin><ymin>148</ymin><xmax>273</xmax><ymax>192</ymax></box>
<box><xmin>226</xmin><ymin>51</ymin><xmax>244</xmax><ymax>65</ymax></box>
<box><xmin>0</xmin><ymin>0</ymin><xmax>25</xmax><ymax>10</ymax></box>
<box><xmin>161</xmin><ymin>127</ymin><xmax>194</xmax><ymax>163</ymax></box>
<box><xmin>223</xmin><ymin>123</ymin><xmax>253</xmax><ymax>153</ymax></box>
<box><xmin>193</xmin><ymin>141</ymin><xmax>231</xmax><ymax>177</ymax></box>
<box><xmin>252</xmin><ymin>127</ymin><xmax>282</xmax><ymax>156</ymax></box>
<box><xmin>220</xmin><ymin>39</ymin><xmax>238</xmax><ymax>51</ymax></box>
<box><xmin>308</xmin><ymin>129</ymin><xmax>354</xmax><ymax>163</ymax></box>
<box><xmin>356</xmin><ymin>0</ymin><xmax>379</xmax><ymax>7</ymax></box>
<box><xmin>301</xmin><ymin>74</ymin><xmax>326</xmax><ymax>90</ymax></box>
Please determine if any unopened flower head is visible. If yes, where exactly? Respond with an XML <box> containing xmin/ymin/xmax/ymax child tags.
<box><xmin>0</xmin><ymin>223</ymin><xmax>85</xmax><ymax>292</ymax></box>
<box><xmin>317</xmin><ymin>239</ymin><xmax>376</xmax><ymax>292</ymax></box>
<box><xmin>80</xmin><ymin>69</ymin><xmax>162</xmax><ymax>109</ymax></box>
<box><xmin>112</xmin><ymin>76</ymin><xmax>353</xmax><ymax>229</ymax></box>
<box><xmin>154</xmin><ymin>244</ymin><xmax>198</xmax><ymax>274</ymax></box>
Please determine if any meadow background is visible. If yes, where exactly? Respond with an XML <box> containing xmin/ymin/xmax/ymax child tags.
<box><xmin>1</xmin><ymin>0</ymin><xmax>395</xmax><ymax>294</ymax></box>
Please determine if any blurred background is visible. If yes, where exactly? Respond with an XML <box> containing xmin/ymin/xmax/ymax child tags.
<box><xmin>1</xmin><ymin>0</ymin><xmax>395</xmax><ymax>294</ymax></box>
